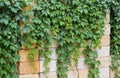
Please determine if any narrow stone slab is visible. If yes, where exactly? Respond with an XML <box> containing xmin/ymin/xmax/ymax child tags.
<box><xmin>19</xmin><ymin>50</ymin><xmax>38</xmax><ymax>62</ymax></box>
<box><xmin>40</xmin><ymin>60</ymin><xmax>57</xmax><ymax>72</ymax></box>
<box><xmin>67</xmin><ymin>71</ymin><xmax>78</xmax><ymax>78</ymax></box>
<box><xmin>19</xmin><ymin>61</ymin><xmax>40</xmax><ymax>74</ymax></box>
<box><xmin>96</xmin><ymin>46</ymin><xmax>110</xmax><ymax>57</ymax></box>
<box><xmin>101</xmin><ymin>35</ymin><xmax>110</xmax><ymax>46</ymax></box>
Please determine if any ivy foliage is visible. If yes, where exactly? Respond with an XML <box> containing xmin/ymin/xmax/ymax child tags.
<box><xmin>22</xmin><ymin>0</ymin><xmax>108</xmax><ymax>78</ymax></box>
<box><xmin>0</xmin><ymin>0</ymin><xmax>28</xmax><ymax>78</ymax></box>
<box><xmin>0</xmin><ymin>0</ymin><xmax>110</xmax><ymax>78</ymax></box>
<box><xmin>110</xmin><ymin>0</ymin><xmax>120</xmax><ymax>78</ymax></box>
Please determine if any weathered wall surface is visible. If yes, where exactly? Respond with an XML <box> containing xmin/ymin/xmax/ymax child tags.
<box><xmin>19</xmin><ymin>11</ymin><xmax>111</xmax><ymax>78</ymax></box>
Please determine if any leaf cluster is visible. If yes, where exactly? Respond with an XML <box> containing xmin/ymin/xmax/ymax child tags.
<box><xmin>110</xmin><ymin>0</ymin><xmax>120</xmax><ymax>78</ymax></box>
<box><xmin>0</xmin><ymin>0</ymin><xmax>110</xmax><ymax>78</ymax></box>
<box><xmin>23</xmin><ymin>0</ymin><xmax>108</xmax><ymax>78</ymax></box>
<box><xmin>0</xmin><ymin>1</ymin><xmax>28</xmax><ymax>78</ymax></box>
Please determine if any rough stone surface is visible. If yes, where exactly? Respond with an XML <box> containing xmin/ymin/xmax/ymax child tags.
<box><xmin>78</xmin><ymin>58</ymin><xmax>88</xmax><ymax>69</ymax></box>
<box><xmin>79</xmin><ymin>69</ymin><xmax>88</xmax><ymax>78</ymax></box>
<box><xmin>99</xmin><ymin>68</ymin><xmax>109</xmax><ymax>78</ymax></box>
<box><xmin>40</xmin><ymin>60</ymin><xmax>57</xmax><ymax>72</ymax></box>
<box><xmin>19</xmin><ymin>74</ymin><xmax>39</xmax><ymax>78</ymax></box>
<box><xmin>79</xmin><ymin>68</ymin><xmax>109</xmax><ymax>78</ymax></box>
<box><xmin>96</xmin><ymin>46</ymin><xmax>110</xmax><ymax>57</ymax></box>
<box><xmin>110</xmin><ymin>67</ymin><xmax>120</xmax><ymax>78</ymax></box>
<box><xmin>98</xmin><ymin>57</ymin><xmax>110</xmax><ymax>68</ymax></box>
<box><xmin>110</xmin><ymin>69</ymin><xmax>115</xmax><ymax>78</ymax></box>
<box><xmin>67</xmin><ymin>71</ymin><xmax>78</xmax><ymax>78</ymax></box>
<box><xmin>105</xmin><ymin>13</ymin><xmax>110</xmax><ymax>24</ymax></box>
<box><xmin>19</xmin><ymin>50</ymin><xmax>38</xmax><ymax>62</ymax></box>
<box><xmin>19</xmin><ymin>61</ymin><xmax>40</xmax><ymax>74</ymax></box>
<box><xmin>78</xmin><ymin>56</ymin><xmax>110</xmax><ymax>69</ymax></box>
<box><xmin>101</xmin><ymin>35</ymin><xmax>110</xmax><ymax>46</ymax></box>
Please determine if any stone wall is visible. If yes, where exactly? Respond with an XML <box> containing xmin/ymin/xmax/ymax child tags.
<box><xmin>19</xmin><ymin>11</ymin><xmax>111</xmax><ymax>78</ymax></box>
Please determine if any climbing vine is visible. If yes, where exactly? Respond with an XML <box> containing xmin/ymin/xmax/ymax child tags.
<box><xmin>0</xmin><ymin>1</ymin><xmax>28</xmax><ymax>78</ymax></box>
<box><xmin>22</xmin><ymin>1</ymin><xmax>54</xmax><ymax>74</ymax></box>
<box><xmin>0</xmin><ymin>0</ymin><xmax>111</xmax><ymax>78</ymax></box>
<box><xmin>110</xmin><ymin>0</ymin><xmax>120</xmax><ymax>78</ymax></box>
<box><xmin>22</xmin><ymin>0</ymin><xmax>109</xmax><ymax>78</ymax></box>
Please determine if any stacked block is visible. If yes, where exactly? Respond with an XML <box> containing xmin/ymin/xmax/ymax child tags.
<box><xmin>19</xmin><ymin>49</ymin><xmax>39</xmax><ymax>78</ymax></box>
<box><xmin>40</xmin><ymin>42</ymin><xmax>58</xmax><ymax>78</ymax></box>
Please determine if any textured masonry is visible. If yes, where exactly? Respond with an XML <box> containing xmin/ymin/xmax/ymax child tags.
<box><xmin>19</xmin><ymin>11</ymin><xmax>111</xmax><ymax>78</ymax></box>
<box><xmin>19</xmin><ymin>49</ymin><xmax>40</xmax><ymax>78</ymax></box>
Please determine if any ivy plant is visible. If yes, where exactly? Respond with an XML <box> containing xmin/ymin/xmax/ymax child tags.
<box><xmin>22</xmin><ymin>0</ymin><xmax>109</xmax><ymax>78</ymax></box>
<box><xmin>0</xmin><ymin>0</ymin><xmax>28</xmax><ymax>78</ymax></box>
<box><xmin>110</xmin><ymin>0</ymin><xmax>120</xmax><ymax>78</ymax></box>
<box><xmin>0</xmin><ymin>0</ymin><xmax>111</xmax><ymax>78</ymax></box>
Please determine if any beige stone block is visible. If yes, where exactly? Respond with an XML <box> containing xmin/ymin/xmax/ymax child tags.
<box><xmin>79</xmin><ymin>68</ymin><xmax>109</xmax><ymax>78</ymax></box>
<box><xmin>78</xmin><ymin>57</ymin><xmax>110</xmax><ymax>70</ymax></box>
<box><xmin>67</xmin><ymin>71</ymin><xmax>78</xmax><ymax>78</ymax></box>
<box><xmin>99</xmin><ymin>68</ymin><xmax>109</xmax><ymax>78</ymax></box>
<box><xmin>78</xmin><ymin>58</ymin><xmax>88</xmax><ymax>69</ymax></box>
<box><xmin>98</xmin><ymin>57</ymin><xmax>110</xmax><ymax>68</ymax></box>
<box><xmin>40</xmin><ymin>60</ymin><xmax>57</xmax><ymax>72</ymax></box>
<box><xmin>104</xmin><ymin>24</ymin><xmax>110</xmax><ymax>35</ymax></box>
<box><xmin>19</xmin><ymin>50</ymin><xmax>38</xmax><ymax>62</ymax></box>
<box><xmin>19</xmin><ymin>61</ymin><xmax>40</xmax><ymax>74</ymax></box>
<box><xmin>110</xmin><ymin>69</ymin><xmax>115</xmax><ymax>78</ymax></box>
<box><xmin>40</xmin><ymin>72</ymin><xmax>57</xmax><ymax>78</ymax></box>
<box><xmin>101</xmin><ymin>35</ymin><xmax>110</xmax><ymax>46</ymax></box>
<box><xmin>79</xmin><ymin>69</ymin><xmax>88</xmax><ymax>78</ymax></box>
<box><xmin>110</xmin><ymin>67</ymin><xmax>120</xmax><ymax>78</ymax></box>
<box><xmin>96</xmin><ymin>46</ymin><xmax>110</xmax><ymax>57</ymax></box>
<box><xmin>104</xmin><ymin>13</ymin><xmax>110</xmax><ymax>24</ymax></box>
<box><xmin>19</xmin><ymin>74</ymin><xmax>39</xmax><ymax>78</ymax></box>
